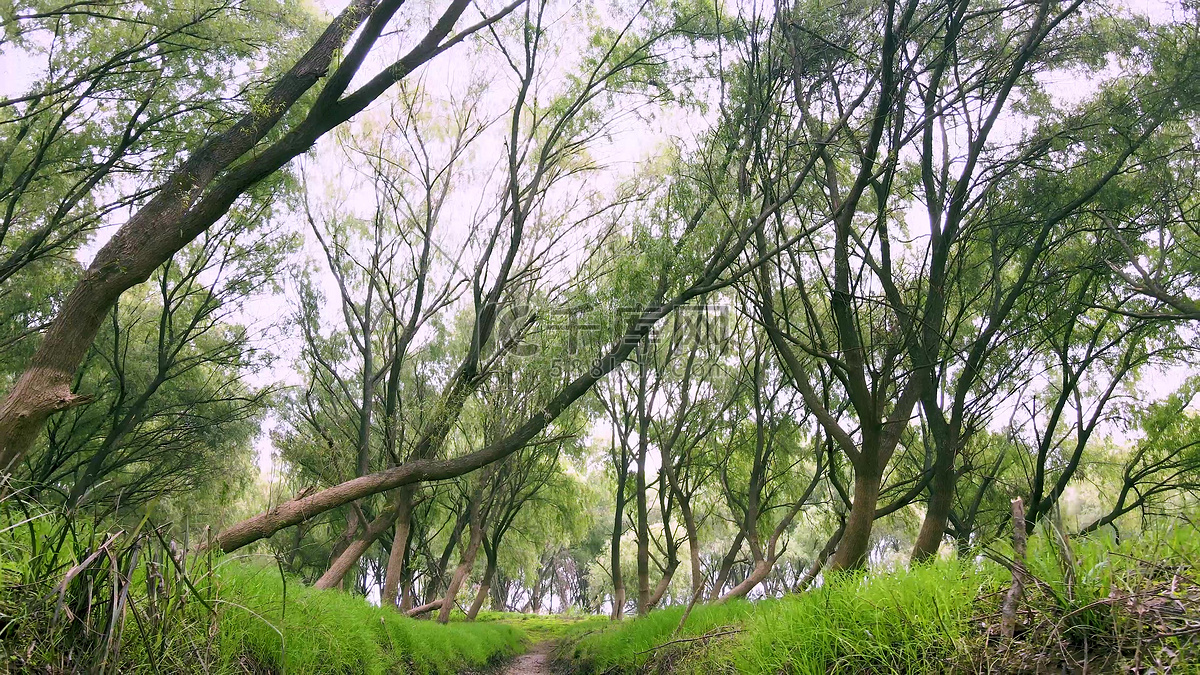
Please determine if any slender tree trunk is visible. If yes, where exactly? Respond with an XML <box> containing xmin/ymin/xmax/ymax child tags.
<box><xmin>635</xmin><ymin>351</ymin><xmax>651</xmax><ymax>615</ymax></box>
<box><xmin>466</xmin><ymin>559</ymin><xmax>495</xmax><ymax>620</ymax></box>
<box><xmin>437</xmin><ymin>498</ymin><xmax>484</xmax><ymax>624</ymax></box>
<box><xmin>314</xmin><ymin>503</ymin><xmax>398</xmax><ymax>590</ymax></box>
<box><xmin>683</xmin><ymin>508</ymin><xmax>702</xmax><ymax>597</ymax></box>
<box><xmin>709</xmin><ymin>530</ymin><xmax>745</xmax><ymax>601</ymax></box>
<box><xmin>426</xmin><ymin>511</ymin><xmax>467</xmax><ymax>604</ymax></box>
<box><xmin>1000</xmin><ymin>498</ymin><xmax>1028</xmax><ymax>639</ymax></box>
<box><xmin>646</xmin><ymin>558</ymin><xmax>679</xmax><ymax>610</ymax></box>
<box><xmin>663</xmin><ymin>461</ymin><xmax>702</xmax><ymax>597</ymax></box>
<box><xmin>610</xmin><ymin>466</ymin><xmax>626</xmax><ymax>620</ymax></box>
<box><xmin>381</xmin><ymin>487</ymin><xmax>414</xmax><ymax>608</ymax></box>
<box><xmin>718</xmin><ymin>559</ymin><xmax>771</xmax><ymax>602</ymax></box>
<box><xmin>795</xmin><ymin>522</ymin><xmax>845</xmax><ymax>592</ymax></box>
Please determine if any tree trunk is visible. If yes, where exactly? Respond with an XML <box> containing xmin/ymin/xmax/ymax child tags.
<box><xmin>680</xmin><ymin>498</ymin><xmax>702</xmax><ymax>597</ymax></box>
<box><xmin>709</xmin><ymin>530</ymin><xmax>745</xmax><ymax>600</ymax></box>
<box><xmin>216</xmin><ymin>330</ymin><xmax>651</xmax><ymax>553</ymax></box>
<box><xmin>646</xmin><ymin>558</ymin><xmax>679</xmax><ymax>610</ymax></box>
<box><xmin>466</xmin><ymin>560</ymin><xmax>495</xmax><ymax>620</ymax></box>
<box><xmin>314</xmin><ymin>503</ymin><xmax>398</xmax><ymax>590</ymax></box>
<box><xmin>437</xmin><ymin>498</ymin><xmax>484</xmax><ymax>624</ymax></box>
<box><xmin>1000</xmin><ymin>498</ymin><xmax>1027</xmax><ymax>639</ymax></box>
<box><xmin>400</xmin><ymin>571</ymin><xmax>414</xmax><ymax>612</ymax></box>
<box><xmin>911</xmin><ymin>455</ymin><xmax>955</xmax><ymax>562</ymax></box>
<box><xmin>635</xmin><ymin>352</ymin><xmax>651</xmax><ymax>616</ymax></box>
<box><xmin>718</xmin><ymin>559</ymin><xmax>771</xmax><ymax>602</ymax></box>
<box><xmin>0</xmin><ymin>0</ymin><xmax>489</xmax><ymax>475</ymax></box>
<box><xmin>425</xmin><ymin>510</ymin><xmax>468</xmax><ymax>604</ymax></box>
<box><xmin>610</xmin><ymin>466</ymin><xmax>626</xmax><ymax>620</ymax></box>
<box><xmin>381</xmin><ymin>487</ymin><xmax>414</xmax><ymax>608</ymax></box>
<box><xmin>406</xmin><ymin>598</ymin><xmax>442</xmax><ymax>617</ymax></box>
<box><xmin>828</xmin><ymin>470</ymin><xmax>883</xmax><ymax>572</ymax></box>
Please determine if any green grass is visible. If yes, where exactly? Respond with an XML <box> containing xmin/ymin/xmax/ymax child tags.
<box><xmin>212</xmin><ymin>560</ymin><xmax>524</xmax><ymax>674</ymax></box>
<box><xmin>559</xmin><ymin>598</ymin><xmax>757</xmax><ymax>673</ymax></box>
<box><xmin>474</xmin><ymin>609</ymin><xmax>609</xmax><ymax>644</ymax></box>
<box><xmin>716</xmin><ymin>562</ymin><xmax>994</xmax><ymax>674</ymax></box>
<box><xmin>558</xmin><ymin>523</ymin><xmax>1200</xmax><ymax>674</ymax></box>
<box><xmin>558</xmin><ymin>563</ymin><xmax>991</xmax><ymax>675</ymax></box>
<box><xmin>7</xmin><ymin>505</ymin><xmax>1199</xmax><ymax>674</ymax></box>
<box><xmin>0</xmin><ymin>508</ymin><xmax>526</xmax><ymax>674</ymax></box>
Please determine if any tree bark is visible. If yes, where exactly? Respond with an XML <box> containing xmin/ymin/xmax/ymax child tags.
<box><xmin>709</xmin><ymin>530</ymin><xmax>745</xmax><ymax>601</ymax></box>
<box><xmin>1000</xmin><ymin>498</ymin><xmax>1027</xmax><ymax>639</ymax></box>
<box><xmin>828</xmin><ymin>470</ymin><xmax>883</xmax><ymax>572</ymax></box>
<box><xmin>381</xmin><ymin>487</ymin><xmax>414</xmax><ymax>608</ymax></box>
<box><xmin>314</xmin><ymin>501</ymin><xmax>398</xmax><ymax>590</ymax></box>
<box><xmin>466</xmin><ymin>560</ymin><xmax>495</xmax><ymax>620</ymax></box>
<box><xmin>406</xmin><ymin>598</ymin><xmax>442</xmax><ymax>617</ymax></box>
<box><xmin>634</xmin><ymin>349</ymin><xmax>651</xmax><ymax>616</ymax></box>
<box><xmin>718</xmin><ymin>559</ymin><xmax>771</xmax><ymax>602</ymax></box>
<box><xmin>610</xmin><ymin>458</ymin><xmax>627</xmax><ymax>620</ymax></box>
<box><xmin>795</xmin><ymin>522</ymin><xmax>845</xmax><ymax>592</ymax></box>
<box><xmin>646</xmin><ymin>558</ymin><xmax>679</xmax><ymax>610</ymax></box>
<box><xmin>911</xmin><ymin>454</ymin><xmax>956</xmax><ymax>562</ymax></box>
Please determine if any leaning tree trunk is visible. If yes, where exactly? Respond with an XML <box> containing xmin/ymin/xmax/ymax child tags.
<box><xmin>709</xmin><ymin>530</ymin><xmax>745</xmax><ymax>601</ymax></box>
<box><xmin>314</xmin><ymin>502</ymin><xmax>398</xmax><ymax>590</ymax></box>
<box><xmin>646</xmin><ymin>558</ymin><xmax>679</xmax><ymax>610</ymax></box>
<box><xmin>437</xmin><ymin>499</ymin><xmax>484</xmax><ymax>624</ymax></box>
<box><xmin>719</xmin><ymin>559</ymin><xmax>772</xmax><ymax>602</ymax></box>
<box><xmin>466</xmin><ymin>559</ymin><xmax>495</xmax><ymax>620</ymax></box>
<box><xmin>381</xmin><ymin>487</ymin><xmax>414</xmax><ymax>608</ymax></box>
<box><xmin>0</xmin><ymin>0</ymin><xmax>491</xmax><ymax>475</ymax></box>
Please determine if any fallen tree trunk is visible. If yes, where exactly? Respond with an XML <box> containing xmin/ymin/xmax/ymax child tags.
<box><xmin>406</xmin><ymin>599</ymin><xmax>443</xmax><ymax>617</ymax></box>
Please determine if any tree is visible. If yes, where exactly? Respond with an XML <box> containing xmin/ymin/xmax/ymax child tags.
<box><xmin>0</xmin><ymin>0</ymin><xmax>522</xmax><ymax>472</ymax></box>
<box><xmin>21</xmin><ymin>216</ymin><xmax>285</xmax><ymax>517</ymax></box>
<box><xmin>211</xmin><ymin>0</ymin><xmax>781</xmax><ymax>555</ymax></box>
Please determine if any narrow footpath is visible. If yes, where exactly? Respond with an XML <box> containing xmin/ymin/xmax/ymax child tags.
<box><xmin>500</xmin><ymin>641</ymin><xmax>553</xmax><ymax>675</ymax></box>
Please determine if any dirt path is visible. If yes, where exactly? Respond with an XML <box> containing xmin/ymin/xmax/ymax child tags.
<box><xmin>501</xmin><ymin>641</ymin><xmax>553</xmax><ymax>675</ymax></box>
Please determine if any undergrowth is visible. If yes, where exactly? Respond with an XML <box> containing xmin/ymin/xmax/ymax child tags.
<box><xmin>0</xmin><ymin>502</ymin><xmax>523</xmax><ymax>673</ymax></box>
<box><xmin>557</xmin><ymin>521</ymin><xmax>1200</xmax><ymax>674</ymax></box>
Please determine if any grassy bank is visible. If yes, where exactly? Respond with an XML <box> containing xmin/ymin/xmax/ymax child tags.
<box><xmin>556</xmin><ymin>525</ymin><xmax>1200</xmax><ymax>674</ymax></box>
<box><xmin>556</xmin><ymin>562</ymin><xmax>991</xmax><ymax>675</ymax></box>
<box><xmin>214</xmin><ymin>562</ymin><xmax>523</xmax><ymax>674</ymax></box>
<box><xmin>0</xmin><ymin>511</ymin><xmax>523</xmax><ymax>673</ymax></box>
